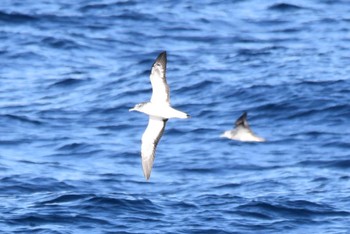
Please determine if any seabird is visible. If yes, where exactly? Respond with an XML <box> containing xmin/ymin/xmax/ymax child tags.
<box><xmin>129</xmin><ymin>51</ymin><xmax>190</xmax><ymax>180</ymax></box>
<box><xmin>220</xmin><ymin>112</ymin><xmax>265</xmax><ymax>142</ymax></box>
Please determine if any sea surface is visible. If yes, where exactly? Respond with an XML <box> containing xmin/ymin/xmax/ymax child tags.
<box><xmin>1</xmin><ymin>0</ymin><xmax>350</xmax><ymax>233</ymax></box>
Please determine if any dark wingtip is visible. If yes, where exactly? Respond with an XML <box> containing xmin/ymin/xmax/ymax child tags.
<box><xmin>154</xmin><ymin>51</ymin><xmax>167</xmax><ymax>67</ymax></box>
<box><xmin>235</xmin><ymin>112</ymin><xmax>248</xmax><ymax>127</ymax></box>
<box><xmin>143</xmin><ymin>171</ymin><xmax>151</xmax><ymax>181</ymax></box>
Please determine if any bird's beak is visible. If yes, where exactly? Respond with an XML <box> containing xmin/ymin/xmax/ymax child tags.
<box><xmin>129</xmin><ymin>108</ymin><xmax>135</xmax><ymax>112</ymax></box>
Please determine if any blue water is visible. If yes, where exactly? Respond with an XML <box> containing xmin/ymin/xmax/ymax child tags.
<box><xmin>1</xmin><ymin>0</ymin><xmax>350</xmax><ymax>233</ymax></box>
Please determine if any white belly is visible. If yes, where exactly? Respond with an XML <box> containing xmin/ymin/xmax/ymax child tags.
<box><xmin>142</xmin><ymin>103</ymin><xmax>189</xmax><ymax>119</ymax></box>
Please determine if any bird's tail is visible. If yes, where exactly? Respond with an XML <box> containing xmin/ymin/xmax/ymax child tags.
<box><xmin>173</xmin><ymin>109</ymin><xmax>190</xmax><ymax>119</ymax></box>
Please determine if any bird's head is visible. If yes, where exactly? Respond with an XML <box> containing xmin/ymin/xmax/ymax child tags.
<box><xmin>129</xmin><ymin>102</ymin><xmax>148</xmax><ymax>112</ymax></box>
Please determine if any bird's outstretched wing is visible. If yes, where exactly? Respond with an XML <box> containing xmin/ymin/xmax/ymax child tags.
<box><xmin>150</xmin><ymin>51</ymin><xmax>170</xmax><ymax>104</ymax></box>
<box><xmin>141</xmin><ymin>116</ymin><xmax>168</xmax><ymax>180</ymax></box>
<box><xmin>235</xmin><ymin>112</ymin><xmax>249</xmax><ymax>128</ymax></box>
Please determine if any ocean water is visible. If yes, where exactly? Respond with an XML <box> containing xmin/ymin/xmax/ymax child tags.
<box><xmin>1</xmin><ymin>0</ymin><xmax>350</xmax><ymax>233</ymax></box>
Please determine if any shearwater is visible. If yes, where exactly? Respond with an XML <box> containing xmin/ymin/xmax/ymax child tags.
<box><xmin>220</xmin><ymin>112</ymin><xmax>265</xmax><ymax>142</ymax></box>
<box><xmin>129</xmin><ymin>51</ymin><xmax>190</xmax><ymax>180</ymax></box>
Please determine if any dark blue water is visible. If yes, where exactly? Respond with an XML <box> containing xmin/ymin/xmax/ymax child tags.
<box><xmin>1</xmin><ymin>0</ymin><xmax>350</xmax><ymax>233</ymax></box>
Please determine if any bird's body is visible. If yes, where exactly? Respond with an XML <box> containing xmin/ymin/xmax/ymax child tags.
<box><xmin>130</xmin><ymin>51</ymin><xmax>189</xmax><ymax>180</ymax></box>
<box><xmin>221</xmin><ymin>112</ymin><xmax>265</xmax><ymax>142</ymax></box>
<box><xmin>131</xmin><ymin>102</ymin><xmax>189</xmax><ymax>119</ymax></box>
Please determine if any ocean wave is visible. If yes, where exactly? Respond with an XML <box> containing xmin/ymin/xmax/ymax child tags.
<box><xmin>267</xmin><ymin>3</ymin><xmax>305</xmax><ymax>11</ymax></box>
<box><xmin>298</xmin><ymin>159</ymin><xmax>350</xmax><ymax>169</ymax></box>
<box><xmin>0</xmin><ymin>114</ymin><xmax>43</xmax><ymax>125</ymax></box>
<box><xmin>237</xmin><ymin>200</ymin><xmax>350</xmax><ymax>218</ymax></box>
<box><xmin>0</xmin><ymin>11</ymin><xmax>37</xmax><ymax>23</ymax></box>
<box><xmin>0</xmin><ymin>176</ymin><xmax>74</xmax><ymax>195</ymax></box>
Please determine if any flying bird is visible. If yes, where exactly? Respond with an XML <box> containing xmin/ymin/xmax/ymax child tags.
<box><xmin>220</xmin><ymin>112</ymin><xmax>265</xmax><ymax>142</ymax></box>
<box><xmin>129</xmin><ymin>51</ymin><xmax>190</xmax><ymax>180</ymax></box>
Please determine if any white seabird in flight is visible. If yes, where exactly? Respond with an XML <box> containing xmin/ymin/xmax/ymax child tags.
<box><xmin>221</xmin><ymin>112</ymin><xmax>265</xmax><ymax>142</ymax></box>
<box><xmin>129</xmin><ymin>51</ymin><xmax>190</xmax><ymax>180</ymax></box>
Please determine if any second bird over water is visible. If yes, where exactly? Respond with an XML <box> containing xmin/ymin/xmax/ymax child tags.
<box><xmin>130</xmin><ymin>51</ymin><xmax>264</xmax><ymax>180</ymax></box>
